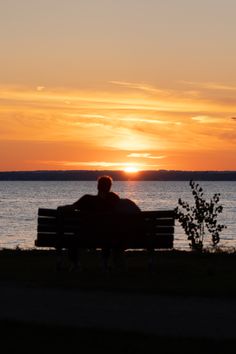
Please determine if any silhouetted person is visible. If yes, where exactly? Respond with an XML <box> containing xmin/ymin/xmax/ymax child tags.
<box><xmin>70</xmin><ymin>175</ymin><xmax>114</xmax><ymax>212</ymax></box>
<box><xmin>57</xmin><ymin>175</ymin><xmax>141</xmax><ymax>271</ymax></box>
<box><xmin>97</xmin><ymin>175</ymin><xmax>113</xmax><ymax>199</ymax></box>
<box><xmin>109</xmin><ymin>197</ymin><xmax>141</xmax><ymax>270</ymax></box>
<box><xmin>57</xmin><ymin>176</ymin><xmax>119</xmax><ymax>270</ymax></box>
<box><xmin>58</xmin><ymin>175</ymin><xmax>115</xmax><ymax>212</ymax></box>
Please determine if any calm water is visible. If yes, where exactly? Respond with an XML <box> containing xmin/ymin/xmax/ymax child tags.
<box><xmin>0</xmin><ymin>181</ymin><xmax>235</xmax><ymax>250</ymax></box>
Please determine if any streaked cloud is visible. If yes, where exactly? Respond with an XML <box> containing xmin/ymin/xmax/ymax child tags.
<box><xmin>191</xmin><ymin>115</ymin><xmax>224</xmax><ymax>124</ymax></box>
<box><xmin>36</xmin><ymin>86</ymin><xmax>45</xmax><ymax>91</ymax></box>
<box><xmin>180</xmin><ymin>81</ymin><xmax>236</xmax><ymax>91</ymax></box>
<box><xmin>39</xmin><ymin>160</ymin><xmax>160</xmax><ymax>169</ymax></box>
<box><xmin>1</xmin><ymin>81</ymin><xmax>236</xmax><ymax>170</ymax></box>
<box><xmin>110</xmin><ymin>81</ymin><xmax>167</xmax><ymax>95</ymax></box>
<box><xmin>127</xmin><ymin>153</ymin><xmax>166</xmax><ymax>159</ymax></box>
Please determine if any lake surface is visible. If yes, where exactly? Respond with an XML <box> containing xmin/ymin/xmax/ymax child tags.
<box><xmin>0</xmin><ymin>181</ymin><xmax>235</xmax><ymax>250</ymax></box>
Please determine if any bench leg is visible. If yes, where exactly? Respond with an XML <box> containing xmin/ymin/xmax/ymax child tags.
<box><xmin>56</xmin><ymin>247</ymin><xmax>64</xmax><ymax>271</ymax></box>
<box><xmin>147</xmin><ymin>248</ymin><xmax>156</xmax><ymax>272</ymax></box>
<box><xmin>101</xmin><ymin>247</ymin><xmax>111</xmax><ymax>272</ymax></box>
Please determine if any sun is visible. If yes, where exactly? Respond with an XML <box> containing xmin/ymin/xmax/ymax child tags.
<box><xmin>123</xmin><ymin>166</ymin><xmax>140</xmax><ymax>173</ymax></box>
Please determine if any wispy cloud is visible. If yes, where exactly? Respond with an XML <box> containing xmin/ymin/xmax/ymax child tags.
<box><xmin>180</xmin><ymin>81</ymin><xmax>236</xmax><ymax>91</ymax></box>
<box><xmin>110</xmin><ymin>80</ymin><xmax>167</xmax><ymax>95</ymax></box>
<box><xmin>39</xmin><ymin>160</ymin><xmax>160</xmax><ymax>169</ymax></box>
<box><xmin>127</xmin><ymin>153</ymin><xmax>166</xmax><ymax>159</ymax></box>
<box><xmin>36</xmin><ymin>86</ymin><xmax>45</xmax><ymax>91</ymax></box>
<box><xmin>0</xmin><ymin>83</ymin><xmax>236</xmax><ymax>157</ymax></box>
<box><xmin>191</xmin><ymin>115</ymin><xmax>224</xmax><ymax>124</ymax></box>
<box><xmin>118</xmin><ymin>117</ymin><xmax>172</xmax><ymax>125</ymax></box>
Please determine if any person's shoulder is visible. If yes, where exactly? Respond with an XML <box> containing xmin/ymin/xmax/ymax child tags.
<box><xmin>79</xmin><ymin>194</ymin><xmax>96</xmax><ymax>201</ymax></box>
<box><xmin>74</xmin><ymin>194</ymin><xmax>93</xmax><ymax>204</ymax></box>
<box><xmin>73</xmin><ymin>194</ymin><xmax>97</xmax><ymax>210</ymax></box>
<box><xmin>117</xmin><ymin>198</ymin><xmax>141</xmax><ymax>212</ymax></box>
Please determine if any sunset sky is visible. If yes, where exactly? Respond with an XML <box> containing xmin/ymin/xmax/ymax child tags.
<box><xmin>1</xmin><ymin>0</ymin><xmax>236</xmax><ymax>171</ymax></box>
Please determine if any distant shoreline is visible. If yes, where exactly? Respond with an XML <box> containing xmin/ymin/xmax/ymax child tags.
<box><xmin>0</xmin><ymin>170</ymin><xmax>236</xmax><ymax>181</ymax></box>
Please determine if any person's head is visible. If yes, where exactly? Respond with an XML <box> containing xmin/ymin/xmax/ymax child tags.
<box><xmin>97</xmin><ymin>175</ymin><xmax>113</xmax><ymax>196</ymax></box>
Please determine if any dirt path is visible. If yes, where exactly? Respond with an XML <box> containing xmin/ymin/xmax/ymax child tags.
<box><xmin>0</xmin><ymin>283</ymin><xmax>235</xmax><ymax>339</ymax></box>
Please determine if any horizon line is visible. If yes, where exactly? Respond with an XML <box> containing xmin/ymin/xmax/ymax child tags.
<box><xmin>1</xmin><ymin>169</ymin><xmax>236</xmax><ymax>173</ymax></box>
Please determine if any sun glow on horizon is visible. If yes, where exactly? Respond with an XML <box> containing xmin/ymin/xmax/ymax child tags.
<box><xmin>123</xmin><ymin>166</ymin><xmax>140</xmax><ymax>173</ymax></box>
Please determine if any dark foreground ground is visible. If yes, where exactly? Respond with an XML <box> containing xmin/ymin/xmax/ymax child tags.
<box><xmin>0</xmin><ymin>248</ymin><xmax>236</xmax><ymax>353</ymax></box>
<box><xmin>1</xmin><ymin>320</ymin><xmax>236</xmax><ymax>354</ymax></box>
<box><xmin>0</xmin><ymin>248</ymin><xmax>235</xmax><ymax>296</ymax></box>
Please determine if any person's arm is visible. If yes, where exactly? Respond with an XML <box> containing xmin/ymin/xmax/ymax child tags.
<box><xmin>57</xmin><ymin>198</ymin><xmax>83</xmax><ymax>212</ymax></box>
<box><xmin>57</xmin><ymin>204</ymin><xmax>75</xmax><ymax>212</ymax></box>
<box><xmin>71</xmin><ymin>194</ymin><xmax>92</xmax><ymax>211</ymax></box>
<box><xmin>57</xmin><ymin>194</ymin><xmax>92</xmax><ymax>212</ymax></box>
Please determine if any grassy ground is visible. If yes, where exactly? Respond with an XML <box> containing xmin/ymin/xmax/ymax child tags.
<box><xmin>1</xmin><ymin>248</ymin><xmax>236</xmax><ymax>353</ymax></box>
<box><xmin>0</xmin><ymin>248</ymin><xmax>235</xmax><ymax>296</ymax></box>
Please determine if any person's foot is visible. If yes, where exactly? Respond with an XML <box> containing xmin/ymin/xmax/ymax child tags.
<box><xmin>69</xmin><ymin>262</ymin><xmax>82</xmax><ymax>272</ymax></box>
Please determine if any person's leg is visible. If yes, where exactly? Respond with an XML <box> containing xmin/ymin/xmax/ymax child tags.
<box><xmin>68</xmin><ymin>246</ymin><xmax>81</xmax><ymax>271</ymax></box>
<box><xmin>112</xmin><ymin>248</ymin><xmax>126</xmax><ymax>271</ymax></box>
<box><xmin>101</xmin><ymin>247</ymin><xmax>111</xmax><ymax>271</ymax></box>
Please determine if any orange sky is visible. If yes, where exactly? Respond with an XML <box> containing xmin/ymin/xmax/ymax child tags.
<box><xmin>1</xmin><ymin>1</ymin><xmax>236</xmax><ymax>171</ymax></box>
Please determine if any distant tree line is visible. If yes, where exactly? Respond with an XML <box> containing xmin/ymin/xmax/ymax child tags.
<box><xmin>0</xmin><ymin>170</ymin><xmax>236</xmax><ymax>181</ymax></box>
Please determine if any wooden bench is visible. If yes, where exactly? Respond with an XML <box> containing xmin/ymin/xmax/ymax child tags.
<box><xmin>35</xmin><ymin>208</ymin><xmax>175</xmax><ymax>269</ymax></box>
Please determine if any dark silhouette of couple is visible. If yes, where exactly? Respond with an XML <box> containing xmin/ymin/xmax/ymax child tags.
<box><xmin>59</xmin><ymin>175</ymin><xmax>141</xmax><ymax>270</ymax></box>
